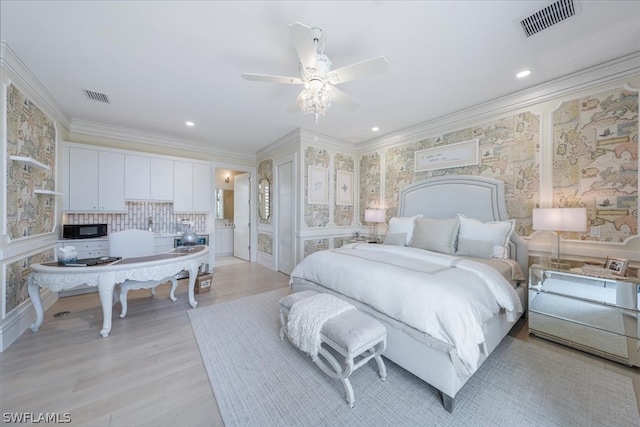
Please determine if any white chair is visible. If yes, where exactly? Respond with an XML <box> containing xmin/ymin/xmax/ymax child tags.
<box><xmin>109</xmin><ymin>229</ymin><xmax>178</xmax><ymax>318</ymax></box>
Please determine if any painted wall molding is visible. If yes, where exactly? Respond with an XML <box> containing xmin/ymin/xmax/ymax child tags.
<box><xmin>0</xmin><ymin>41</ymin><xmax>71</xmax><ymax>131</ymax></box>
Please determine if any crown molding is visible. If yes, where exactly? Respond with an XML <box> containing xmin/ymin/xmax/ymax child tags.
<box><xmin>256</xmin><ymin>128</ymin><xmax>302</xmax><ymax>159</ymax></box>
<box><xmin>299</xmin><ymin>128</ymin><xmax>358</xmax><ymax>153</ymax></box>
<box><xmin>0</xmin><ymin>41</ymin><xmax>71</xmax><ymax>131</ymax></box>
<box><xmin>69</xmin><ymin>119</ymin><xmax>255</xmax><ymax>161</ymax></box>
<box><xmin>360</xmin><ymin>51</ymin><xmax>640</xmax><ymax>152</ymax></box>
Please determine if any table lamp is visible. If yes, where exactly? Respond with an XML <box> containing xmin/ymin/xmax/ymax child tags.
<box><xmin>364</xmin><ymin>209</ymin><xmax>385</xmax><ymax>242</ymax></box>
<box><xmin>532</xmin><ymin>207</ymin><xmax>587</xmax><ymax>268</ymax></box>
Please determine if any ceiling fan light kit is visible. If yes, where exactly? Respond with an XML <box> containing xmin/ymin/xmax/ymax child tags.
<box><xmin>242</xmin><ymin>22</ymin><xmax>388</xmax><ymax>123</ymax></box>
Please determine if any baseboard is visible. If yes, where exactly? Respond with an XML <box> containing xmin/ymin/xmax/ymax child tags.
<box><xmin>0</xmin><ymin>289</ymin><xmax>58</xmax><ymax>352</ymax></box>
<box><xmin>257</xmin><ymin>252</ymin><xmax>275</xmax><ymax>270</ymax></box>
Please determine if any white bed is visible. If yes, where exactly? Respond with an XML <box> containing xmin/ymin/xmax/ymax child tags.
<box><xmin>289</xmin><ymin>175</ymin><xmax>528</xmax><ymax>412</ymax></box>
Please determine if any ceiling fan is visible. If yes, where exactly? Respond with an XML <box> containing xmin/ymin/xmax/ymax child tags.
<box><xmin>242</xmin><ymin>22</ymin><xmax>388</xmax><ymax>123</ymax></box>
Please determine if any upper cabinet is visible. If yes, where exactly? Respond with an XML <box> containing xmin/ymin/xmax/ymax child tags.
<box><xmin>64</xmin><ymin>143</ymin><xmax>210</xmax><ymax>213</ymax></box>
<box><xmin>124</xmin><ymin>155</ymin><xmax>174</xmax><ymax>201</ymax></box>
<box><xmin>66</xmin><ymin>147</ymin><xmax>125</xmax><ymax>212</ymax></box>
<box><xmin>173</xmin><ymin>161</ymin><xmax>211</xmax><ymax>213</ymax></box>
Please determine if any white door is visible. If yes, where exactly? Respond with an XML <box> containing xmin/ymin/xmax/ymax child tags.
<box><xmin>234</xmin><ymin>172</ymin><xmax>250</xmax><ymax>261</ymax></box>
<box><xmin>277</xmin><ymin>160</ymin><xmax>294</xmax><ymax>274</ymax></box>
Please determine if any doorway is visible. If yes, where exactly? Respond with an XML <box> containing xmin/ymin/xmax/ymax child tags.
<box><xmin>214</xmin><ymin>167</ymin><xmax>254</xmax><ymax>264</ymax></box>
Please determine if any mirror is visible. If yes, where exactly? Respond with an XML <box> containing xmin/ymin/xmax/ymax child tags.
<box><xmin>216</xmin><ymin>189</ymin><xmax>234</xmax><ymax>220</ymax></box>
<box><xmin>258</xmin><ymin>178</ymin><xmax>270</xmax><ymax>220</ymax></box>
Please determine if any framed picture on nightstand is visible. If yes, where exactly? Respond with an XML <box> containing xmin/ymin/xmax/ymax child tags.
<box><xmin>605</xmin><ymin>257</ymin><xmax>628</xmax><ymax>276</ymax></box>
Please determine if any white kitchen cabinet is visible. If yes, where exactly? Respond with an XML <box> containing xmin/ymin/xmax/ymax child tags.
<box><xmin>173</xmin><ymin>161</ymin><xmax>211</xmax><ymax>212</ymax></box>
<box><xmin>173</xmin><ymin>161</ymin><xmax>193</xmax><ymax>212</ymax></box>
<box><xmin>125</xmin><ymin>155</ymin><xmax>174</xmax><ymax>201</ymax></box>
<box><xmin>67</xmin><ymin>147</ymin><xmax>125</xmax><ymax>212</ymax></box>
<box><xmin>192</xmin><ymin>162</ymin><xmax>212</xmax><ymax>212</ymax></box>
<box><xmin>215</xmin><ymin>227</ymin><xmax>234</xmax><ymax>256</ymax></box>
<box><xmin>124</xmin><ymin>154</ymin><xmax>151</xmax><ymax>200</ymax></box>
<box><xmin>150</xmin><ymin>158</ymin><xmax>174</xmax><ymax>200</ymax></box>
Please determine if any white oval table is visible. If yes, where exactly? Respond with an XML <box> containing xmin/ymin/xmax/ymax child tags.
<box><xmin>28</xmin><ymin>245</ymin><xmax>210</xmax><ymax>337</ymax></box>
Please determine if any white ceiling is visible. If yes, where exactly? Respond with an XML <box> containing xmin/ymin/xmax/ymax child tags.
<box><xmin>1</xmin><ymin>1</ymin><xmax>639</xmax><ymax>157</ymax></box>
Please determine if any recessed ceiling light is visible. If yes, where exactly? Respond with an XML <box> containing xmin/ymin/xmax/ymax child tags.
<box><xmin>516</xmin><ymin>70</ymin><xmax>531</xmax><ymax>79</ymax></box>
<box><xmin>185</xmin><ymin>121</ymin><xmax>195</xmax><ymax>127</ymax></box>
<box><xmin>372</xmin><ymin>126</ymin><xmax>380</xmax><ymax>132</ymax></box>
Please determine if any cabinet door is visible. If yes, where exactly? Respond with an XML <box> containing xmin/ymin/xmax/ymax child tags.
<box><xmin>68</xmin><ymin>147</ymin><xmax>99</xmax><ymax>211</ymax></box>
<box><xmin>173</xmin><ymin>161</ymin><xmax>193</xmax><ymax>212</ymax></box>
<box><xmin>99</xmin><ymin>151</ymin><xmax>125</xmax><ymax>212</ymax></box>
<box><xmin>150</xmin><ymin>158</ymin><xmax>174</xmax><ymax>200</ymax></box>
<box><xmin>221</xmin><ymin>228</ymin><xmax>234</xmax><ymax>254</ymax></box>
<box><xmin>125</xmin><ymin>154</ymin><xmax>151</xmax><ymax>200</ymax></box>
<box><xmin>192</xmin><ymin>162</ymin><xmax>211</xmax><ymax>212</ymax></box>
<box><xmin>215</xmin><ymin>230</ymin><xmax>222</xmax><ymax>255</ymax></box>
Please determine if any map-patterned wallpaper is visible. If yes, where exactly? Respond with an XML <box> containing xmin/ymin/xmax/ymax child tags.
<box><xmin>553</xmin><ymin>87</ymin><xmax>638</xmax><ymax>243</ymax></box>
<box><xmin>380</xmin><ymin>111</ymin><xmax>540</xmax><ymax>236</ymax></box>
<box><xmin>6</xmin><ymin>83</ymin><xmax>57</xmax><ymax>240</ymax></box>
<box><xmin>334</xmin><ymin>153</ymin><xmax>355</xmax><ymax>226</ymax></box>
<box><xmin>4</xmin><ymin>249</ymin><xmax>54</xmax><ymax>318</ymax></box>
<box><xmin>304</xmin><ymin>146</ymin><xmax>330</xmax><ymax>227</ymax></box>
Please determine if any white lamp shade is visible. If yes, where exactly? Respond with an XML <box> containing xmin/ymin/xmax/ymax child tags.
<box><xmin>532</xmin><ymin>208</ymin><xmax>587</xmax><ymax>232</ymax></box>
<box><xmin>364</xmin><ymin>209</ymin><xmax>385</xmax><ymax>223</ymax></box>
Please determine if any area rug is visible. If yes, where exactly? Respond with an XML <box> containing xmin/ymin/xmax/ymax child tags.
<box><xmin>188</xmin><ymin>288</ymin><xmax>640</xmax><ymax>427</ymax></box>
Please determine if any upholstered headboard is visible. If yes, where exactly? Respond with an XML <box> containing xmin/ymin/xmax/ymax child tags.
<box><xmin>397</xmin><ymin>175</ymin><xmax>528</xmax><ymax>280</ymax></box>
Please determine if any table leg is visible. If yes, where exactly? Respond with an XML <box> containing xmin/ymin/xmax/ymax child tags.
<box><xmin>27</xmin><ymin>275</ymin><xmax>44</xmax><ymax>332</ymax></box>
<box><xmin>188</xmin><ymin>265</ymin><xmax>199</xmax><ymax>308</ymax></box>
<box><xmin>97</xmin><ymin>280</ymin><xmax>115</xmax><ymax>338</ymax></box>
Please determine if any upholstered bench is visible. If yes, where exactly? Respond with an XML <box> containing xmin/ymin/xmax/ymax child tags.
<box><xmin>279</xmin><ymin>290</ymin><xmax>387</xmax><ymax>408</ymax></box>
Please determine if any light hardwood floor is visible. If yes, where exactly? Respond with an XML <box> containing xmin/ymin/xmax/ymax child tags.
<box><xmin>1</xmin><ymin>259</ymin><xmax>638</xmax><ymax>426</ymax></box>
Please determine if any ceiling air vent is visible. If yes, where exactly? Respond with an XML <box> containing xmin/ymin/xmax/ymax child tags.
<box><xmin>519</xmin><ymin>0</ymin><xmax>577</xmax><ymax>37</ymax></box>
<box><xmin>83</xmin><ymin>89</ymin><xmax>110</xmax><ymax>103</ymax></box>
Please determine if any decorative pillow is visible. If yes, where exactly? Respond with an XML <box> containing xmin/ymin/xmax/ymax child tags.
<box><xmin>383</xmin><ymin>232</ymin><xmax>407</xmax><ymax>246</ymax></box>
<box><xmin>456</xmin><ymin>237</ymin><xmax>494</xmax><ymax>259</ymax></box>
<box><xmin>411</xmin><ymin>217</ymin><xmax>459</xmax><ymax>254</ymax></box>
<box><xmin>387</xmin><ymin>215</ymin><xmax>422</xmax><ymax>246</ymax></box>
<box><xmin>457</xmin><ymin>214</ymin><xmax>515</xmax><ymax>258</ymax></box>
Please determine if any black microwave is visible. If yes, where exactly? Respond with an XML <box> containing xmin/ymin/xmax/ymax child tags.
<box><xmin>63</xmin><ymin>224</ymin><xmax>108</xmax><ymax>239</ymax></box>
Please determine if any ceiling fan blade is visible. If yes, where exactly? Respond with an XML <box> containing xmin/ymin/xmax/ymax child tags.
<box><xmin>331</xmin><ymin>87</ymin><xmax>360</xmax><ymax>111</ymax></box>
<box><xmin>289</xmin><ymin>22</ymin><xmax>318</xmax><ymax>72</ymax></box>
<box><xmin>327</xmin><ymin>56</ymin><xmax>388</xmax><ymax>85</ymax></box>
<box><xmin>242</xmin><ymin>73</ymin><xmax>302</xmax><ymax>84</ymax></box>
<box><xmin>287</xmin><ymin>92</ymin><xmax>304</xmax><ymax>113</ymax></box>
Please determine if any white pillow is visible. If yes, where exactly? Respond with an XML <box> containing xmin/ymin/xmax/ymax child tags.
<box><xmin>411</xmin><ymin>217</ymin><xmax>459</xmax><ymax>254</ymax></box>
<box><xmin>387</xmin><ymin>215</ymin><xmax>422</xmax><ymax>246</ymax></box>
<box><xmin>457</xmin><ymin>214</ymin><xmax>515</xmax><ymax>259</ymax></box>
<box><xmin>383</xmin><ymin>232</ymin><xmax>407</xmax><ymax>246</ymax></box>
<box><xmin>456</xmin><ymin>237</ymin><xmax>494</xmax><ymax>259</ymax></box>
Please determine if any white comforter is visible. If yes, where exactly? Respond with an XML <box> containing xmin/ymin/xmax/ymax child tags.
<box><xmin>289</xmin><ymin>243</ymin><xmax>523</xmax><ymax>375</ymax></box>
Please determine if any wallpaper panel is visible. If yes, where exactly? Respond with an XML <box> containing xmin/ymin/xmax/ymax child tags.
<box><xmin>304</xmin><ymin>238</ymin><xmax>329</xmax><ymax>258</ymax></box>
<box><xmin>258</xmin><ymin>232</ymin><xmax>273</xmax><ymax>256</ymax></box>
<box><xmin>304</xmin><ymin>146</ymin><xmax>330</xmax><ymax>227</ymax></box>
<box><xmin>553</xmin><ymin>87</ymin><xmax>638</xmax><ymax>242</ymax></box>
<box><xmin>333</xmin><ymin>153</ymin><xmax>355</xmax><ymax>226</ymax></box>
<box><xmin>383</xmin><ymin>111</ymin><xmax>540</xmax><ymax>236</ymax></box>
<box><xmin>359</xmin><ymin>152</ymin><xmax>381</xmax><ymax>224</ymax></box>
<box><xmin>6</xmin><ymin>84</ymin><xmax>57</xmax><ymax>240</ymax></box>
<box><xmin>4</xmin><ymin>249</ymin><xmax>54</xmax><ymax>318</ymax></box>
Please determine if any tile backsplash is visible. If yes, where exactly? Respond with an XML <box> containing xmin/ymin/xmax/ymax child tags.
<box><xmin>64</xmin><ymin>202</ymin><xmax>208</xmax><ymax>235</ymax></box>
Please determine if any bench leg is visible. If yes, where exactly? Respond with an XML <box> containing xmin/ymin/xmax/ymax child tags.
<box><xmin>315</xmin><ymin>346</ymin><xmax>355</xmax><ymax>408</ymax></box>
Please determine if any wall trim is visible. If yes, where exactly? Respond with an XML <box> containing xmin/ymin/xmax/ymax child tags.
<box><xmin>70</xmin><ymin>120</ymin><xmax>255</xmax><ymax>161</ymax></box>
<box><xmin>0</xmin><ymin>289</ymin><xmax>57</xmax><ymax>352</ymax></box>
<box><xmin>358</xmin><ymin>51</ymin><xmax>640</xmax><ymax>153</ymax></box>
<box><xmin>0</xmin><ymin>41</ymin><xmax>71</xmax><ymax>131</ymax></box>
